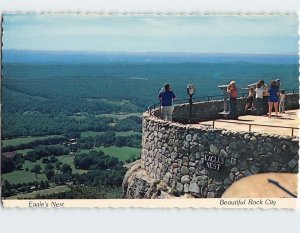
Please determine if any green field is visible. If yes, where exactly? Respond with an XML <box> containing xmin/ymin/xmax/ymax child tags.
<box><xmin>80</xmin><ymin>131</ymin><xmax>105</xmax><ymax>137</ymax></box>
<box><xmin>22</xmin><ymin>154</ymin><xmax>88</xmax><ymax>175</ymax></box>
<box><xmin>86</xmin><ymin>98</ymin><xmax>132</xmax><ymax>105</ymax></box>
<box><xmin>69</xmin><ymin>115</ymin><xmax>87</xmax><ymax>120</ymax></box>
<box><xmin>6</xmin><ymin>185</ymin><xmax>71</xmax><ymax>199</ymax></box>
<box><xmin>2</xmin><ymin>135</ymin><xmax>59</xmax><ymax>147</ymax></box>
<box><xmin>95</xmin><ymin>112</ymin><xmax>141</xmax><ymax>120</ymax></box>
<box><xmin>2</xmin><ymin>154</ymin><xmax>87</xmax><ymax>186</ymax></box>
<box><xmin>57</xmin><ymin>155</ymin><xmax>88</xmax><ymax>174</ymax></box>
<box><xmin>15</xmin><ymin>149</ymin><xmax>33</xmax><ymax>155</ymax></box>
<box><xmin>22</xmin><ymin>159</ymin><xmax>46</xmax><ymax>171</ymax></box>
<box><xmin>69</xmin><ymin>112</ymin><xmax>141</xmax><ymax>122</ymax></box>
<box><xmin>116</xmin><ymin>131</ymin><xmax>142</xmax><ymax>136</ymax></box>
<box><xmin>81</xmin><ymin>130</ymin><xmax>141</xmax><ymax>138</ymax></box>
<box><xmin>2</xmin><ymin>170</ymin><xmax>47</xmax><ymax>185</ymax></box>
<box><xmin>79</xmin><ymin>146</ymin><xmax>141</xmax><ymax>161</ymax></box>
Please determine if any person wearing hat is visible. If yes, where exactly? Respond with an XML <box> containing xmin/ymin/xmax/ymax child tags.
<box><xmin>227</xmin><ymin>80</ymin><xmax>238</xmax><ymax>120</ymax></box>
<box><xmin>158</xmin><ymin>83</ymin><xmax>176</xmax><ymax>121</ymax></box>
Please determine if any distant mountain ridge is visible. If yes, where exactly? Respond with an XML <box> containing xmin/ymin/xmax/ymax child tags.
<box><xmin>2</xmin><ymin>49</ymin><xmax>298</xmax><ymax>65</ymax></box>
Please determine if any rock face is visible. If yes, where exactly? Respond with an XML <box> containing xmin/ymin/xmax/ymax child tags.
<box><xmin>123</xmin><ymin>160</ymin><xmax>172</xmax><ymax>199</ymax></box>
<box><xmin>123</xmin><ymin>160</ymin><xmax>192</xmax><ymax>199</ymax></box>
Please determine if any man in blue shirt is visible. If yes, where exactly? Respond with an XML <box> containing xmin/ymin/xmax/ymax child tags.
<box><xmin>158</xmin><ymin>83</ymin><xmax>176</xmax><ymax>121</ymax></box>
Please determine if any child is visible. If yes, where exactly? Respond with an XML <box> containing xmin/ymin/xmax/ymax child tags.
<box><xmin>279</xmin><ymin>89</ymin><xmax>286</xmax><ymax>113</ymax></box>
<box><xmin>244</xmin><ymin>86</ymin><xmax>255</xmax><ymax>112</ymax></box>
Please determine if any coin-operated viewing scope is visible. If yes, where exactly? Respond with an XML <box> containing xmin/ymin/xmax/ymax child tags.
<box><xmin>186</xmin><ymin>84</ymin><xmax>196</xmax><ymax>120</ymax></box>
<box><xmin>275</xmin><ymin>79</ymin><xmax>281</xmax><ymax>90</ymax></box>
<box><xmin>241</xmin><ymin>82</ymin><xmax>258</xmax><ymax>90</ymax></box>
<box><xmin>248</xmin><ymin>82</ymin><xmax>258</xmax><ymax>88</ymax></box>
<box><xmin>187</xmin><ymin>84</ymin><xmax>196</xmax><ymax>97</ymax></box>
<box><xmin>217</xmin><ymin>84</ymin><xmax>230</xmax><ymax>116</ymax></box>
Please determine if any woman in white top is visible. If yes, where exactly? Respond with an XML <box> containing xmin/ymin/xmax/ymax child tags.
<box><xmin>255</xmin><ymin>82</ymin><xmax>264</xmax><ymax>115</ymax></box>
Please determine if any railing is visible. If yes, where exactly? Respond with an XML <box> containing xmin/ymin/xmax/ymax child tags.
<box><xmin>147</xmin><ymin>89</ymin><xmax>299</xmax><ymax>116</ymax></box>
<box><xmin>206</xmin><ymin>119</ymin><xmax>299</xmax><ymax>137</ymax></box>
<box><xmin>147</xmin><ymin>110</ymin><xmax>299</xmax><ymax>137</ymax></box>
<box><xmin>147</xmin><ymin>94</ymin><xmax>225</xmax><ymax>116</ymax></box>
<box><xmin>146</xmin><ymin>90</ymin><xmax>299</xmax><ymax>137</ymax></box>
<box><xmin>241</xmin><ymin>88</ymin><xmax>299</xmax><ymax>97</ymax></box>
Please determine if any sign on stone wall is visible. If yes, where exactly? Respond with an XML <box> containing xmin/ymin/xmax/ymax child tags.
<box><xmin>204</xmin><ymin>154</ymin><xmax>225</xmax><ymax>171</ymax></box>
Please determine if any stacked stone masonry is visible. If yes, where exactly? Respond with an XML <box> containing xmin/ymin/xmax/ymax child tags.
<box><xmin>158</xmin><ymin>93</ymin><xmax>299</xmax><ymax>122</ymax></box>
<box><xmin>142</xmin><ymin>94</ymin><xmax>299</xmax><ymax>198</ymax></box>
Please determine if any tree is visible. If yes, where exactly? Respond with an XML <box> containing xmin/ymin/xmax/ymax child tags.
<box><xmin>44</xmin><ymin>181</ymin><xmax>50</xmax><ymax>189</ymax></box>
<box><xmin>40</xmin><ymin>180</ymin><xmax>46</xmax><ymax>189</ymax></box>
<box><xmin>50</xmin><ymin>155</ymin><xmax>58</xmax><ymax>163</ymax></box>
<box><xmin>44</xmin><ymin>164</ymin><xmax>55</xmax><ymax>181</ymax></box>
<box><xmin>1</xmin><ymin>157</ymin><xmax>14</xmax><ymax>174</ymax></box>
<box><xmin>61</xmin><ymin>164</ymin><xmax>72</xmax><ymax>174</ymax></box>
<box><xmin>44</xmin><ymin>163</ymin><xmax>54</xmax><ymax>171</ymax></box>
<box><xmin>45</xmin><ymin>169</ymin><xmax>55</xmax><ymax>181</ymax></box>
<box><xmin>55</xmin><ymin>161</ymin><xmax>63</xmax><ymax>170</ymax></box>
<box><xmin>2</xmin><ymin>180</ymin><xmax>12</xmax><ymax>197</ymax></box>
<box><xmin>42</xmin><ymin>158</ymin><xmax>50</xmax><ymax>164</ymax></box>
<box><xmin>31</xmin><ymin>164</ymin><xmax>42</xmax><ymax>174</ymax></box>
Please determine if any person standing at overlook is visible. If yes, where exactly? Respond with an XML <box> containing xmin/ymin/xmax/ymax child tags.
<box><xmin>268</xmin><ymin>80</ymin><xmax>280</xmax><ymax>118</ymax></box>
<box><xmin>255</xmin><ymin>82</ymin><xmax>264</xmax><ymax>116</ymax></box>
<box><xmin>279</xmin><ymin>89</ymin><xmax>286</xmax><ymax>113</ymax></box>
<box><xmin>227</xmin><ymin>80</ymin><xmax>238</xmax><ymax>120</ymax></box>
<box><xmin>258</xmin><ymin>80</ymin><xmax>269</xmax><ymax>115</ymax></box>
<box><xmin>158</xmin><ymin>83</ymin><xmax>176</xmax><ymax>121</ymax></box>
<box><xmin>244</xmin><ymin>86</ymin><xmax>255</xmax><ymax>112</ymax></box>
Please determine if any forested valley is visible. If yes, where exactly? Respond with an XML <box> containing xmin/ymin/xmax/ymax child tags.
<box><xmin>2</xmin><ymin>61</ymin><xmax>298</xmax><ymax>199</ymax></box>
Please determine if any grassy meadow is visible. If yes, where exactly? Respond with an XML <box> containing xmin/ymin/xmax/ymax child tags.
<box><xmin>2</xmin><ymin>135</ymin><xmax>59</xmax><ymax>147</ymax></box>
<box><xmin>6</xmin><ymin>185</ymin><xmax>71</xmax><ymax>199</ymax></box>
<box><xmin>79</xmin><ymin>146</ymin><xmax>141</xmax><ymax>161</ymax></box>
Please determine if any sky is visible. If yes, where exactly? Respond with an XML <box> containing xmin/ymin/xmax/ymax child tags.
<box><xmin>2</xmin><ymin>14</ymin><xmax>299</xmax><ymax>54</ymax></box>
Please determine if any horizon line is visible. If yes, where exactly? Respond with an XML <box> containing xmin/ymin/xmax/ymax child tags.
<box><xmin>3</xmin><ymin>49</ymin><xmax>298</xmax><ymax>57</ymax></box>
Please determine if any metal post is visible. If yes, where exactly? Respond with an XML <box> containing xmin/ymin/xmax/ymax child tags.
<box><xmin>249</xmin><ymin>124</ymin><xmax>252</xmax><ymax>132</ymax></box>
<box><xmin>187</xmin><ymin>84</ymin><xmax>196</xmax><ymax>122</ymax></box>
<box><xmin>292</xmin><ymin>128</ymin><xmax>294</xmax><ymax>137</ymax></box>
<box><xmin>224</xmin><ymin>91</ymin><xmax>229</xmax><ymax>112</ymax></box>
<box><xmin>189</xmin><ymin>96</ymin><xmax>193</xmax><ymax>119</ymax></box>
<box><xmin>212</xmin><ymin>120</ymin><xmax>215</xmax><ymax>129</ymax></box>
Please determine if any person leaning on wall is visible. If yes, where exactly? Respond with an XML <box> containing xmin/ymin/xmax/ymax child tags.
<box><xmin>158</xmin><ymin>83</ymin><xmax>176</xmax><ymax>121</ymax></box>
<box><xmin>227</xmin><ymin>80</ymin><xmax>238</xmax><ymax>120</ymax></box>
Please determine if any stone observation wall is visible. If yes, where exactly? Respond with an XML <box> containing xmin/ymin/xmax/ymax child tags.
<box><xmin>142</xmin><ymin>93</ymin><xmax>299</xmax><ymax>198</ymax></box>
<box><xmin>156</xmin><ymin>93</ymin><xmax>299</xmax><ymax>122</ymax></box>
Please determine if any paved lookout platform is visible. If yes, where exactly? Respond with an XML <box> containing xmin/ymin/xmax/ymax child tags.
<box><xmin>199</xmin><ymin>109</ymin><xmax>299</xmax><ymax>137</ymax></box>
